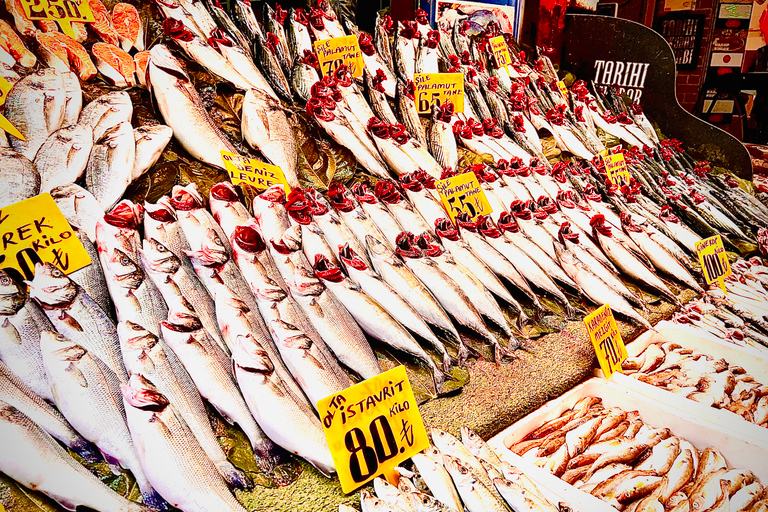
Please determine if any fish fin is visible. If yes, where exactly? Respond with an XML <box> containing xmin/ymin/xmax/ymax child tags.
<box><xmin>59</xmin><ymin>311</ymin><xmax>83</xmax><ymax>331</ymax></box>
<box><xmin>142</xmin><ymin>490</ymin><xmax>169</xmax><ymax>511</ymax></box>
<box><xmin>217</xmin><ymin>462</ymin><xmax>253</xmax><ymax>490</ymax></box>
<box><xmin>441</xmin><ymin>353</ymin><xmax>452</xmax><ymax>373</ymax></box>
<box><xmin>457</xmin><ymin>341</ymin><xmax>469</xmax><ymax>367</ymax></box>
<box><xmin>1</xmin><ymin>320</ymin><xmax>22</xmax><ymax>344</ymax></box>
<box><xmin>65</xmin><ymin>362</ymin><xmax>89</xmax><ymax>387</ymax></box>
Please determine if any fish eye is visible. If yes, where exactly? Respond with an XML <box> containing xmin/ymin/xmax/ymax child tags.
<box><xmin>121</xmin><ymin>256</ymin><xmax>131</xmax><ymax>265</ymax></box>
<box><xmin>51</xmin><ymin>267</ymin><xmax>64</xmax><ymax>277</ymax></box>
<box><xmin>0</xmin><ymin>275</ymin><xmax>10</xmax><ymax>285</ymax></box>
<box><xmin>157</xmin><ymin>243</ymin><xmax>168</xmax><ymax>252</ymax></box>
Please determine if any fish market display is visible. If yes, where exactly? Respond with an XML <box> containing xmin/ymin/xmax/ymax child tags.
<box><xmin>503</xmin><ymin>396</ymin><xmax>766</xmax><ymax>511</ymax></box>
<box><xmin>624</xmin><ymin>340</ymin><xmax>768</xmax><ymax>428</ymax></box>
<box><xmin>1</xmin><ymin>1</ymin><xmax>768</xmax><ymax>510</ymax></box>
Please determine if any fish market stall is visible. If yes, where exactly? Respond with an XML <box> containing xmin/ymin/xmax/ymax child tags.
<box><xmin>0</xmin><ymin>0</ymin><xmax>767</xmax><ymax>511</ymax></box>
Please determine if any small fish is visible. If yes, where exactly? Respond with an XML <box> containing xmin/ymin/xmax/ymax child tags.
<box><xmin>85</xmin><ymin>122</ymin><xmax>136</xmax><ymax>211</ymax></box>
<box><xmin>35</xmin><ymin>32</ymin><xmax>97</xmax><ymax>81</ymax></box>
<box><xmin>35</xmin><ymin>123</ymin><xmax>94</xmax><ymax>194</ymax></box>
<box><xmin>122</xmin><ymin>374</ymin><xmax>250</xmax><ymax>511</ymax></box>
<box><xmin>133</xmin><ymin>124</ymin><xmax>173</xmax><ymax>181</ymax></box>
<box><xmin>112</xmin><ymin>3</ymin><xmax>144</xmax><ymax>51</ymax></box>
<box><xmin>443</xmin><ymin>454</ymin><xmax>508</xmax><ymax>512</ymax></box>
<box><xmin>78</xmin><ymin>90</ymin><xmax>133</xmax><ymax>141</ymax></box>
<box><xmin>92</xmin><ymin>42</ymin><xmax>136</xmax><ymax>87</ymax></box>
<box><xmin>411</xmin><ymin>447</ymin><xmax>463</xmax><ymax>512</ymax></box>
<box><xmin>461</xmin><ymin>427</ymin><xmax>503</xmax><ymax>471</ymax></box>
<box><xmin>0</xmin><ymin>147</ymin><xmax>39</xmax><ymax>208</ymax></box>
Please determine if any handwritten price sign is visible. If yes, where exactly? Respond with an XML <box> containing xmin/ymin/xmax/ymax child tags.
<box><xmin>696</xmin><ymin>235</ymin><xmax>731</xmax><ymax>293</ymax></box>
<box><xmin>317</xmin><ymin>366</ymin><xmax>429</xmax><ymax>493</ymax></box>
<box><xmin>602</xmin><ymin>153</ymin><xmax>631</xmax><ymax>186</ymax></box>
<box><xmin>314</xmin><ymin>35</ymin><xmax>364</xmax><ymax>78</ymax></box>
<box><xmin>221</xmin><ymin>151</ymin><xmax>290</xmax><ymax>194</ymax></box>
<box><xmin>0</xmin><ymin>194</ymin><xmax>91</xmax><ymax>283</ymax></box>
<box><xmin>489</xmin><ymin>35</ymin><xmax>511</xmax><ymax>70</ymax></box>
<box><xmin>0</xmin><ymin>76</ymin><xmax>24</xmax><ymax>141</ymax></box>
<box><xmin>435</xmin><ymin>172</ymin><xmax>492</xmax><ymax>222</ymax></box>
<box><xmin>557</xmin><ymin>81</ymin><xmax>569</xmax><ymax>102</ymax></box>
<box><xmin>585</xmin><ymin>303</ymin><xmax>628</xmax><ymax>378</ymax></box>
<box><xmin>20</xmin><ymin>0</ymin><xmax>95</xmax><ymax>39</ymax></box>
<box><xmin>413</xmin><ymin>73</ymin><xmax>464</xmax><ymax>115</ymax></box>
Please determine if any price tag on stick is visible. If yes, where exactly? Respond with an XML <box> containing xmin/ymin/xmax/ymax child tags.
<box><xmin>602</xmin><ymin>153</ymin><xmax>630</xmax><ymax>186</ymax></box>
<box><xmin>317</xmin><ymin>366</ymin><xmax>429</xmax><ymax>494</ymax></box>
<box><xmin>413</xmin><ymin>73</ymin><xmax>464</xmax><ymax>114</ymax></box>
<box><xmin>435</xmin><ymin>171</ymin><xmax>492</xmax><ymax>222</ymax></box>
<box><xmin>584</xmin><ymin>303</ymin><xmax>628</xmax><ymax>378</ymax></box>
<box><xmin>696</xmin><ymin>235</ymin><xmax>731</xmax><ymax>293</ymax></box>
<box><xmin>489</xmin><ymin>35</ymin><xmax>511</xmax><ymax>68</ymax></box>
<box><xmin>0</xmin><ymin>194</ymin><xmax>91</xmax><ymax>283</ymax></box>
<box><xmin>20</xmin><ymin>0</ymin><xmax>95</xmax><ymax>39</ymax></box>
<box><xmin>0</xmin><ymin>76</ymin><xmax>25</xmax><ymax>141</ymax></box>
<box><xmin>221</xmin><ymin>151</ymin><xmax>290</xmax><ymax>194</ymax></box>
<box><xmin>314</xmin><ymin>35</ymin><xmax>364</xmax><ymax>78</ymax></box>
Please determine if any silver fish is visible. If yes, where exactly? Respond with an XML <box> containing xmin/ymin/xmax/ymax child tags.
<box><xmin>393</xmin><ymin>22</ymin><xmax>416</xmax><ymax>82</ymax></box>
<box><xmin>35</xmin><ymin>123</ymin><xmax>94</xmax><ymax>193</ymax></box>
<box><xmin>28</xmin><ymin>263</ymin><xmax>128</xmax><ymax>381</ymax></box>
<box><xmin>0</xmin><ymin>147</ymin><xmax>39</xmax><ymax>208</ymax></box>
<box><xmin>85</xmin><ymin>121</ymin><xmax>136</xmax><ymax>211</ymax></box>
<box><xmin>132</xmin><ymin>124</ymin><xmax>173</xmax><ymax>181</ymax></box>
<box><xmin>4</xmin><ymin>68</ymin><xmax>66</xmax><ymax>159</ymax></box>
<box><xmin>432</xmin><ymin>428</ymin><xmax>499</xmax><ymax>495</ymax></box>
<box><xmin>0</xmin><ymin>359</ymin><xmax>99</xmax><ymax>461</ymax></box>
<box><xmin>0</xmin><ymin>273</ymin><xmax>54</xmax><ymax>402</ymax></box>
<box><xmin>122</xmin><ymin>374</ymin><xmax>250</xmax><ymax>512</ymax></box>
<box><xmin>208</xmin><ymin>182</ymin><xmax>251</xmax><ymax>239</ymax></box>
<box><xmin>374</xmin><ymin>13</ymin><xmax>395</xmax><ymax>73</ymax></box>
<box><xmin>374</xmin><ymin>477</ymin><xmax>416</xmax><ymax>512</ymax></box>
<box><xmin>61</xmin><ymin>70</ymin><xmax>82</xmax><ymax>126</ymax></box>
<box><xmin>411</xmin><ymin>449</ymin><xmax>462</xmax><ymax>512</ymax></box>
<box><xmin>95</xmin><ymin>199</ymin><xmax>143</xmax><ymax>266</ymax></box>
<box><xmin>361</xmin><ymin>488</ymin><xmax>399</xmax><ymax>512</ymax></box>
<box><xmin>171</xmin><ymin>183</ymin><xmax>232</xmax><ymax>254</ymax></box>
<box><xmin>241</xmin><ymin>88</ymin><xmax>299</xmax><ymax>187</ymax></box>
<box><xmin>78</xmin><ymin>90</ymin><xmax>133</xmax><ymax>142</ymax></box>
<box><xmin>285</xmin><ymin>8</ymin><xmax>313</xmax><ymax>64</ymax></box>
<box><xmin>50</xmin><ymin>183</ymin><xmax>104</xmax><ymax>243</ymax></box>
<box><xmin>461</xmin><ymin>427</ymin><xmax>503</xmax><ymax>471</ymax></box>
<box><xmin>143</xmin><ymin>198</ymin><xmax>192</xmax><ymax>265</ymax></box>
<box><xmin>396</xmin><ymin>80</ymin><xmax>426</xmax><ymax>146</ymax></box>
<box><xmin>252</xmin><ymin>185</ymin><xmax>292</xmax><ymax>244</ymax></box>
<box><xmin>443</xmin><ymin>454</ymin><xmax>508</xmax><ymax>512</ymax></box>
<box><xmin>39</xmin><ymin>331</ymin><xmax>164</xmax><ymax>509</ymax></box>
<box><xmin>427</xmin><ymin>104</ymin><xmax>459</xmax><ymax>174</ymax></box>
<box><xmin>232</xmin><ymin>334</ymin><xmax>336</xmax><ymax>476</ymax></box>
<box><xmin>253</xmin><ymin>30</ymin><xmax>293</xmax><ymax>102</ymax></box>
<box><xmin>147</xmin><ymin>45</ymin><xmax>238</xmax><ymax>170</ymax></box>
<box><xmin>0</xmin><ymin>398</ymin><xmax>153</xmax><ymax>512</ymax></box>
<box><xmin>69</xmin><ymin>228</ymin><xmax>114</xmax><ymax>316</ymax></box>
<box><xmin>291</xmin><ymin>58</ymin><xmax>320</xmax><ymax>102</ymax></box>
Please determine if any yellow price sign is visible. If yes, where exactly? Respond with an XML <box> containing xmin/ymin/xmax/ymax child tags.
<box><xmin>221</xmin><ymin>151</ymin><xmax>290</xmax><ymax>194</ymax></box>
<box><xmin>314</xmin><ymin>35</ymin><xmax>364</xmax><ymax>78</ymax></box>
<box><xmin>584</xmin><ymin>303</ymin><xmax>627</xmax><ymax>378</ymax></box>
<box><xmin>435</xmin><ymin>171</ymin><xmax>493</xmax><ymax>222</ymax></box>
<box><xmin>602</xmin><ymin>153</ymin><xmax>630</xmax><ymax>186</ymax></box>
<box><xmin>557</xmin><ymin>80</ymin><xmax>569</xmax><ymax>102</ymax></box>
<box><xmin>0</xmin><ymin>76</ymin><xmax>25</xmax><ymax>141</ymax></box>
<box><xmin>0</xmin><ymin>194</ymin><xmax>91</xmax><ymax>283</ymax></box>
<box><xmin>696</xmin><ymin>235</ymin><xmax>731</xmax><ymax>293</ymax></box>
<box><xmin>19</xmin><ymin>0</ymin><xmax>95</xmax><ymax>39</ymax></box>
<box><xmin>413</xmin><ymin>73</ymin><xmax>464</xmax><ymax>115</ymax></box>
<box><xmin>317</xmin><ymin>366</ymin><xmax>429</xmax><ymax>494</ymax></box>
<box><xmin>489</xmin><ymin>35</ymin><xmax>511</xmax><ymax>69</ymax></box>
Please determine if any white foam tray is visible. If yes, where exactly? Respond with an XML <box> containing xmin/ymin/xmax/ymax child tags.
<box><xmin>487</xmin><ymin>378</ymin><xmax>768</xmax><ymax>511</ymax></box>
<box><xmin>607</xmin><ymin>322</ymin><xmax>768</xmax><ymax>449</ymax></box>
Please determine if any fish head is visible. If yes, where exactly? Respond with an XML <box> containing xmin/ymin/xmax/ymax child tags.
<box><xmin>459</xmin><ymin>427</ymin><xmax>484</xmax><ymax>455</ymax></box>
<box><xmin>259</xmin><ymin>185</ymin><xmax>288</xmax><ymax>205</ymax></box>
<box><xmin>209</xmin><ymin>182</ymin><xmax>240</xmax><ymax>220</ymax></box>
<box><xmin>34</xmin><ymin>67</ymin><xmax>66</xmax><ymax>90</ymax></box>
<box><xmin>372</xmin><ymin>477</ymin><xmax>398</xmax><ymax>502</ymax></box>
<box><xmin>118</xmin><ymin>320</ymin><xmax>159</xmax><ymax>352</ymax></box>
<box><xmin>360</xmin><ymin>489</ymin><xmax>392</xmax><ymax>511</ymax></box>
<box><xmin>106</xmin><ymin>248</ymin><xmax>143</xmax><ymax>286</ymax></box>
<box><xmin>418</xmin><ymin>445</ymin><xmax>443</xmax><ymax>465</ymax></box>
<box><xmin>339</xmin><ymin>244</ymin><xmax>368</xmax><ymax>272</ymax></box>
<box><xmin>28</xmin><ymin>263</ymin><xmax>77</xmax><ymax>308</ymax></box>
<box><xmin>396</xmin><ymin>476</ymin><xmax>416</xmax><ymax>495</ymax></box>
<box><xmin>365</xmin><ymin>235</ymin><xmax>391</xmax><ymax>261</ymax></box>
<box><xmin>141</xmin><ymin>238</ymin><xmax>180</xmax><ymax>274</ymax></box>
<box><xmin>122</xmin><ymin>373</ymin><xmax>169</xmax><ymax>411</ymax></box>
<box><xmin>147</xmin><ymin>44</ymin><xmax>189</xmax><ymax>84</ymax></box>
<box><xmin>191</xmin><ymin>229</ymin><xmax>229</xmax><ymax>267</ymax></box>
<box><xmin>0</xmin><ymin>269</ymin><xmax>26</xmax><ymax>316</ymax></box>
<box><xmin>232</xmin><ymin>223</ymin><xmax>267</xmax><ymax>255</ymax></box>
<box><xmin>280</xmin><ymin>224</ymin><xmax>303</xmax><ymax>250</ymax></box>
<box><xmin>232</xmin><ymin>334</ymin><xmax>273</xmax><ymax>375</ymax></box>
<box><xmin>430</xmin><ymin>427</ymin><xmax>456</xmax><ymax>453</ymax></box>
<box><xmin>170</xmin><ymin>184</ymin><xmax>204</xmax><ymax>212</ymax></box>
<box><xmin>39</xmin><ymin>329</ymin><xmax>86</xmax><ymax>362</ymax></box>
<box><xmin>104</xmin><ymin>199</ymin><xmax>143</xmax><ymax>230</ymax></box>
<box><xmin>441</xmin><ymin>455</ymin><xmax>475</xmax><ymax>488</ymax></box>
<box><xmin>409</xmin><ymin>492</ymin><xmax>442</xmax><ymax>512</ymax></box>
<box><xmin>165</xmin><ymin>296</ymin><xmax>203</xmax><ymax>331</ymax></box>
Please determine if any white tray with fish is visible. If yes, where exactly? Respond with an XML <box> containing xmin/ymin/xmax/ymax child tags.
<box><xmin>489</xmin><ymin>378</ymin><xmax>768</xmax><ymax>504</ymax></box>
<box><xmin>607</xmin><ymin>325</ymin><xmax>768</xmax><ymax>449</ymax></box>
<box><xmin>654</xmin><ymin>320</ymin><xmax>768</xmax><ymax>359</ymax></box>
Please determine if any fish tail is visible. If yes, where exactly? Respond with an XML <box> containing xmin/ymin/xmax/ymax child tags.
<box><xmin>494</xmin><ymin>342</ymin><xmax>517</xmax><ymax>364</ymax></box>
<box><xmin>142</xmin><ymin>490</ymin><xmax>170</xmax><ymax>511</ymax></box>
<box><xmin>72</xmin><ymin>438</ymin><xmax>102</xmax><ymax>463</ymax></box>
<box><xmin>516</xmin><ymin>309</ymin><xmax>530</xmax><ymax>329</ymax></box>
<box><xmin>441</xmin><ymin>352</ymin><xmax>452</xmax><ymax>373</ymax></box>
<box><xmin>219</xmin><ymin>463</ymin><xmax>253</xmax><ymax>490</ymax></box>
<box><xmin>457</xmin><ymin>341</ymin><xmax>470</xmax><ymax>366</ymax></box>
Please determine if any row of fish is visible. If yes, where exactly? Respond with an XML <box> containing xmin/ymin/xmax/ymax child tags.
<box><xmin>0</xmin><ymin>69</ymin><xmax>172</xmax><ymax>212</ymax></box>
<box><xmin>505</xmin><ymin>396</ymin><xmax>767</xmax><ymax>512</ymax></box>
<box><xmin>623</xmin><ymin>340</ymin><xmax>768</xmax><ymax>428</ymax></box>
<box><xmin>339</xmin><ymin>426</ymin><xmax>570</xmax><ymax>512</ymax></box>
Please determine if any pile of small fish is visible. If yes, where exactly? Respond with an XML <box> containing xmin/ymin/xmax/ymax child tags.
<box><xmin>623</xmin><ymin>341</ymin><xmax>768</xmax><ymax>428</ymax></box>
<box><xmin>340</xmin><ymin>427</ymin><xmax>569</xmax><ymax>512</ymax></box>
<box><xmin>668</xmin><ymin>258</ymin><xmax>768</xmax><ymax>351</ymax></box>
<box><xmin>505</xmin><ymin>396</ymin><xmax>766</xmax><ymax>511</ymax></box>
<box><xmin>0</xmin><ymin>68</ymin><xmax>172</xmax><ymax>211</ymax></box>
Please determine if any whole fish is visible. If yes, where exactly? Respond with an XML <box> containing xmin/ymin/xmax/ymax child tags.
<box><xmin>0</xmin><ymin>398</ymin><xmax>154</xmax><ymax>512</ymax></box>
<box><xmin>70</xmin><ymin>229</ymin><xmax>114</xmax><ymax>316</ymax></box>
<box><xmin>591</xmin><ymin>215</ymin><xmax>680</xmax><ymax>305</ymax></box>
<box><xmin>555</xmin><ymin>242</ymin><xmax>653</xmax><ymax>330</ymax></box>
<box><xmin>39</xmin><ymin>331</ymin><xmax>164</xmax><ymax>510</ymax></box>
<box><xmin>263</xmin><ymin>3</ymin><xmax>291</xmax><ymax>74</ymax></box>
<box><xmin>147</xmin><ymin>45</ymin><xmax>238</xmax><ymax>170</ymax></box>
<box><xmin>411</xmin><ymin>449</ymin><xmax>463</xmax><ymax>512</ymax></box>
<box><xmin>432</xmin><ymin>427</ymin><xmax>501</xmax><ymax>494</ymax></box>
<box><xmin>374</xmin><ymin>13</ymin><xmax>395</xmax><ymax>72</ymax></box>
<box><xmin>291</xmin><ymin>54</ymin><xmax>320</xmax><ymax>102</ymax></box>
<box><xmin>285</xmin><ymin>8</ymin><xmax>312</xmax><ymax>64</ymax></box>
<box><xmin>122</xmin><ymin>375</ymin><xmax>250</xmax><ymax>512</ymax></box>
<box><xmin>270</xmin><ymin>226</ymin><xmax>381</xmax><ymax>379</ymax></box>
<box><xmin>28</xmin><ymin>263</ymin><xmax>127</xmax><ymax>381</ymax></box>
<box><xmin>0</xmin><ymin>273</ymin><xmax>54</xmax><ymax>402</ymax></box>
<box><xmin>241</xmin><ymin>88</ymin><xmax>299</xmax><ymax>187</ymax></box>
<box><xmin>85</xmin><ymin>121</ymin><xmax>136</xmax><ymax>210</ymax></box>
<box><xmin>443</xmin><ymin>455</ymin><xmax>508</xmax><ymax>512</ymax></box>
<box><xmin>0</xmin><ymin>147</ymin><xmax>39</xmax><ymax>208</ymax></box>
<box><xmin>0</xmin><ymin>360</ymin><xmax>99</xmax><ymax>461</ymax></box>
<box><xmin>252</xmin><ymin>185</ymin><xmax>293</xmax><ymax>244</ymax></box>
<box><xmin>461</xmin><ymin>427</ymin><xmax>503</xmax><ymax>471</ymax></box>
<box><xmin>170</xmin><ymin>183</ymin><xmax>232</xmax><ymax>254</ymax></box>
<box><xmin>133</xmin><ymin>124</ymin><xmax>173</xmax><ymax>181</ymax></box>
<box><xmin>340</xmin><ymin>245</ymin><xmax>451</xmax><ymax>371</ymax></box>
<box><xmin>232</xmin><ymin>334</ymin><xmax>336</xmax><ymax>476</ymax></box>
<box><xmin>314</xmin><ymin>254</ymin><xmax>445</xmax><ymax>387</ymax></box>
<box><xmin>359</xmin><ymin>32</ymin><xmax>397</xmax><ymax>98</ymax></box>
<box><xmin>159</xmin><ymin>315</ymin><xmax>275</xmax><ymax>457</ymax></box>
<box><xmin>494</xmin><ymin>477</ymin><xmax>559</xmax><ymax>511</ymax></box>
<box><xmin>396</xmin><ymin>80</ymin><xmax>427</xmax><ymax>146</ymax></box>
<box><xmin>78</xmin><ymin>90</ymin><xmax>133</xmax><ymax>141</ymax></box>
<box><xmin>428</xmin><ymin>103</ymin><xmax>459</xmax><ymax>174</ymax></box>
<box><xmin>209</xmin><ymin>182</ymin><xmax>251</xmax><ymax>239</ymax></box>
<box><xmin>36</xmin><ymin>123</ymin><xmax>94</xmax><ymax>194</ymax></box>
<box><xmin>620</xmin><ymin>214</ymin><xmax>703</xmax><ymax>293</ymax></box>
<box><xmin>253</xmin><ymin>30</ymin><xmax>293</xmax><ymax>102</ymax></box>
<box><xmin>393</xmin><ymin>21</ymin><xmax>417</xmax><ymax>82</ymax></box>
<box><xmin>374</xmin><ymin>477</ymin><xmax>416</xmax><ymax>512</ymax></box>
<box><xmin>3</xmin><ymin>68</ymin><xmax>66</xmax><ymax>159</ymax></box>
